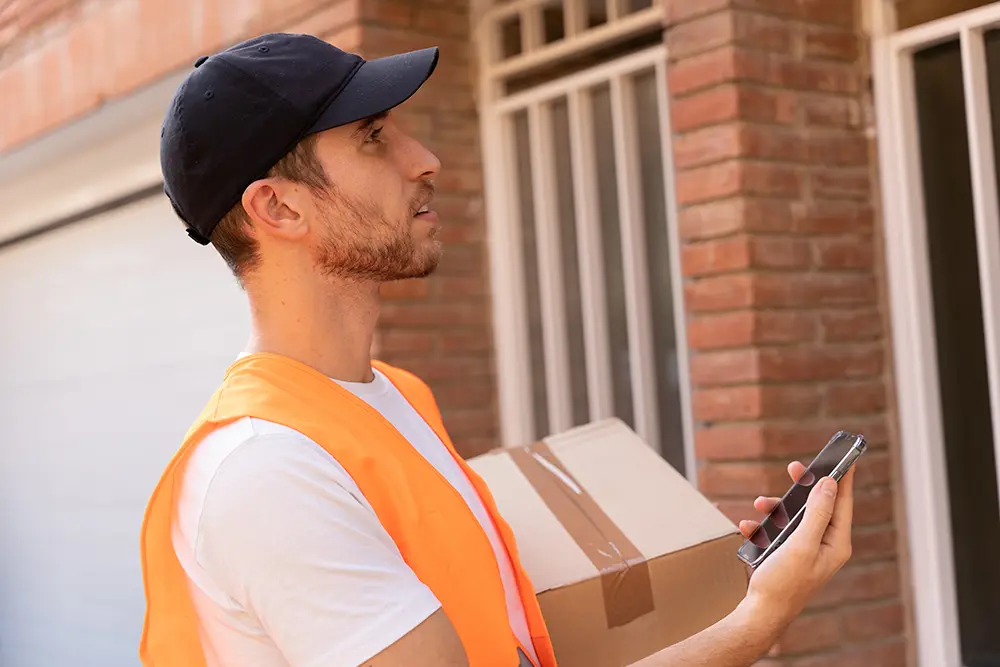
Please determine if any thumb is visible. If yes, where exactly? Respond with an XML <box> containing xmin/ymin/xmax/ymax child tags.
<box><xmin>790</xmin><ymin>477</ymin><xmax>838</xmax><ymax>548</ymax></box>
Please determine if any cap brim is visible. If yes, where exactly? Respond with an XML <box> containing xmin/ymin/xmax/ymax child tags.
<box><xmin>309</xmin><ymin>46</ymin><xmax>439</xmax><ymax>133</ymax></box>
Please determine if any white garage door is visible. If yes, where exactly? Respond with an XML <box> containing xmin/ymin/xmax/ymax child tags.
<box><xmin>0</xmin><ymin>192</ymin><xmax>249</xmax><ymax>666</ymax></box>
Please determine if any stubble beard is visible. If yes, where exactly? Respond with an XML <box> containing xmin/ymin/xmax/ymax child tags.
<box><xmin>312</xmin><ymin>185</ymin><xmax>442</xmax><ymax>282</ymax></box>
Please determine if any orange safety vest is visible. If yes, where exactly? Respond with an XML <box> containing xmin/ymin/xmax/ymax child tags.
<box><xmin>138</xmin><ymin>352</ymin><xmax>557</xmax><ymax>667</ymax></box>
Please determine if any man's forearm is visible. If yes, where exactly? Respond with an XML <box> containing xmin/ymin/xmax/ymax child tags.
<box><xmin>628</xmin><ymin>598</ymin><xmax>783</xmax><ymax>667</ymax></box>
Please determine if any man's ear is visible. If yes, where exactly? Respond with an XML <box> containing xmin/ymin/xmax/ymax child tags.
<box><xmin>242</xmin><ymin>178</ymin><xmax>308</xmax><ymax>240</ymax></box>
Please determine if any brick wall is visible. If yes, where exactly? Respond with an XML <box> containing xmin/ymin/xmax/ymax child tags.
<box><xmin>665</xmin><ymin>1</ymin><xmax>907</xmax><ymax>665</ymax></box>
<box><xmin>0</xmin><ymin>0</ymin><xmax>497</xmax><ymax>458</ymax></box>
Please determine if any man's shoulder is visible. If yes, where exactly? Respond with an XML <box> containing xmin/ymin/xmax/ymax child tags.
<box><xmin>177</xmin><ymin>417</ymin><xmax>366</xmax><ymax>531</ymax></box>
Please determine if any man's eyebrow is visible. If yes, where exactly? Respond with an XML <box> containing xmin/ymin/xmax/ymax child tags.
<box><xmin>351</xmin><ymin>111</ymin><xmax>390</xmax><ymax>138</ymax></box>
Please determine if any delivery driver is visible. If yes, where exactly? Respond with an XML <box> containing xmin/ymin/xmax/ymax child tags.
<box><xmin>141</xmin><ymin>33</ymin><xmax>856</xmax><ymax>667</ymax></box>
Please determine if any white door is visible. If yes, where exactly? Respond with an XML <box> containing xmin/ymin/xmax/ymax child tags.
<box><xmin>874</xmin><ymin>4</ymin><xmax>1000</xmax><ymax>666</ymax></box>
<box><xmin>0</xmin><ymin>193</ymin><xmax>248</xmax><ymax>666</ymax></box>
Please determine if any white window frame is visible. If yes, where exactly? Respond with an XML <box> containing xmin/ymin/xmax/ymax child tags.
<box><xmin>871</xmin><ymin>2</ymin><xmax>1000</xmax><ymax>666</ymax></box>
<box><xmin>473</xmin><ymin>0</ymin><xmax>696</xmax><ymax>482</ymax></box>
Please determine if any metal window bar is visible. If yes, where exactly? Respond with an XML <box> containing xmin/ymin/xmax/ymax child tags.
<box><xmin>528</xmin><ymin>102</ymin><xmax>575</xmax><ymax>433</ymax></box>
<box><xmin>568</xmin><ymin>87</ymin><xmax>615</xmax><ymax>422</ymax></box>
<box><xmin>610</xmin><ymin>73</ymin><xmax>660</xmax><ymax>452</ymax></box>
<box><xmin>959</xmin><ymin>26</ymin><xmax>1000</xmax><ymax>525</ymax></box>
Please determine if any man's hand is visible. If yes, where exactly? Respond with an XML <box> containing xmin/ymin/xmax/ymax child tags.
<box><xmin>631</xmin><ymin>461</ymin><xmax>856</xmax><ymax>667</ymax></box>
<box><xmin>739</xmin><ymin>462</ymin><xmax>856</xmax><ymax>633</ymax></box>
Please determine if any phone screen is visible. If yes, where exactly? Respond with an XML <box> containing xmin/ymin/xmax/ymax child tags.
<box><xmin>737</xmin><ymin>431</ymin><xmax>864</xmax><ymax>566</ymax></box>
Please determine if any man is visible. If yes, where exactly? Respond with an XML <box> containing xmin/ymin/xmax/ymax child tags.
<box><xmin>140</xmin><ymin>33</ymin><xmax>855</xmax><ymax>667</ymax></box>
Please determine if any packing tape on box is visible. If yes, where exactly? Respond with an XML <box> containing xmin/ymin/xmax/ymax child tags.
<box><xmin>510</xmin><ymin>442</ymin><xmax>654</xmax><ymax>629</ymax></box>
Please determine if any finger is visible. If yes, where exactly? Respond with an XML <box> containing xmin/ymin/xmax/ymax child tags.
<box><xmin>739</xmin><ymin>520</ymin><xmax>760</xmax><ymax>538</ymax></box>
<box><xmin>822</xmin><ymin>466</ymin><xmax>856</xmax><ymax>547</ymax></box>
<box><xmin>787</xmin><ymin>461</ymin><xmax>808</xmax><ymax>482</ymax></box>
<box><xmin>754</xmin><ymin>496</ymin><xmax>781</xmax><ymax>514</ymax></box>
<box><xmin>788</xmin><ymin>476</ymin><xmax>838</xmax><ymax>549</ymax></box>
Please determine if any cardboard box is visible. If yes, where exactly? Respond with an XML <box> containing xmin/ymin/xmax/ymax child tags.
<box><xmin>468</xmin><ymin>418</ymin><xmax>749</xmax><ymax>667</ymax></box>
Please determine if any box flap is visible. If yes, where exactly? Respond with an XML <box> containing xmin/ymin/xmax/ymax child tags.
<box><xmin>470</xmin><ymin>419</ymin><xmax>738</xmax><ymax>595</ymax></box>
<box><xmin>469</xmin><ymin>447</ymin><xmax>598</xmax><ymax>593</ymax></box>
<box><xmin>544</xmin><ymin>419</ymin><xmax>737</xmax><ymax>561</ymax></box>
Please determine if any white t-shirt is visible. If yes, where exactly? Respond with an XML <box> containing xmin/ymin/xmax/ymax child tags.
<box><xmin>171</xmin><ymin>367</ymin><xmax>539</xmax><ymax>667</ymax></box>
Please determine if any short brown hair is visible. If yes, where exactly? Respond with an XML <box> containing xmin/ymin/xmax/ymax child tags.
<box><xmin>211</xmin><ymin>134</ymin><xmax>329</xmax><ymax>284</ymax></box>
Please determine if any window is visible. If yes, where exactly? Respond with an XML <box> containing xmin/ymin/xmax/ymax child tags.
<box><xmin>476</xmin><ymin>0</ymin><xmax>692</xmax><ymax>477</ymax></box>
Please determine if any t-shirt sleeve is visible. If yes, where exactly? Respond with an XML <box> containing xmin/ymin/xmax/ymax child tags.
<box><xmin>193</xmin><ymin>434</ymin><xmax>443</xmax><ymax>667</ymax></box>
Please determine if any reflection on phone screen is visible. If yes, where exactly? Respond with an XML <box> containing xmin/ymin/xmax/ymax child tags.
<box><xmin>738</xmin><ymin>432</ymin><xmax>859</xmax><ymax>565</ymax></box>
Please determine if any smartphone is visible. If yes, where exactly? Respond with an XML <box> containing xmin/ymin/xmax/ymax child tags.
<box><xmin>736</xmin><ymin>430</ymin><xmax>868</xmax><ymax>569</ymax></box>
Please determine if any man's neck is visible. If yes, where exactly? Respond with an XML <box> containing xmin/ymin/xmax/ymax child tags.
<box><xmin>244</xmin><ymin>275</ymin><xmax>381</xmax><ymax>383</ymax></box>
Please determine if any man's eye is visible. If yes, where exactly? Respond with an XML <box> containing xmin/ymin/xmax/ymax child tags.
<box><xmin>365</xmin><ymin>127</ymin><xmax>384</xmax><ymax>144</ymax></box>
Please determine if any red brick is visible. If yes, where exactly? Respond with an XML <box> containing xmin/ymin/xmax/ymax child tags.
<box><xmin>687</xmin><ymin>310</ymin><xmax>816</xmax><ymax>349</ymax></box>
<box><xmin>808</xmin><ymin>134</ymin><xmax>869</xmax><ymax>167</ymax></box>
<box><xmin>289</xmin><ymin>1</ymin><xmax>359</xmax><ymax>39</ymax></box>
<box><xmin>853</xmin><ymin>525</ymin><xmax>898</xmax><ymax>562</ymax></box>
<box><xmin>796</xmin><ymin>204</ymin><xmax>874</xmax><ymax>234</ymax></box>
<box><xmin>430</xmin><ymin>381</ymin><xmax>494</xmax><ymax>411</ymax></box>
<box><xmin>440</xmin><ymin>407</ymin><xmax>497</xmax><ymax>438</ymax></box>
<box><xmin>677</xmin><ymin>160</ymin><xmax>801</xmax><ymax>203</ymax></box>
<box><xmin>699</xmin><ymin>460</ymin><xmax>793</xmax><ymax>497</ymax></box>
<box><xmin>376</xmin><ymin>330</ymin><xmax>436</xmax><ymax>355</ymax></box>
<box><xmin>821</xmin><ymin>310</ymin><xmax>884</xmax><ymax>342</ymax></box>
<box><xmin>696</xmin><ymin>422</ymin><xmax>845</xmax><ymax>460</ymax></box>
<box><xmin>402</xmin><ymin>357</ymin><xmax>492</xmax><ymax>382</ymax></box>
<box><xmin>811</xmin><ymin>168</ymin><xmax>872</xmax><ymax>201</ymax></box>
<box><xmin>670</xmin><ymin>85</ymin><xmax>740</xmax><ymax>133</ymax></box>
<box><xmin>682</xmin><ymin>237</ymin><xmax>751</xmax><ymax>276</ymax></box>
<box><xmin>801</xmin><ymin>273</ymin><xmax>877</xmax><ymax>307</ymax></box>
<box><xmin>805</xmin><ymin>28</ymin><xmax>859</xmax><ymax>61</ymax></box>
<box><xmin>680</xmin><ymin>199</ymin><xmax>795</xmax><ymax>240</ymax></box>
<box><xmin>856</xmin><ymin>450</ymin><xmax>892</xmax><ymax>488</ymax></box>
<box><xmin>380</xmin><ymin>278</ymin><xmax>431</xmax><ymax>300</ymax></box>
<box><xmin>665</xmin><ymin>0</ymin><xmax>728</xmax><ymax>24</ymax></box>
<box><xmin>696</xmin><ymin>423</ymin><xmax>768</xmax><ymax>460</ymax></box>
<box><xmin>743</xmin><ymin>161</ymin><xmax>802</xmax><ymax>197</ymax></box>
<box><xmin>809</xmin><ymin>561</ymin><xmax>900</xmax><ymax>609</ymax></box>
<box><xmin>667</xmin><ymin>11</ymin><xmax>734</xmax><ymax>60</ymax></box>
<box><xmin>413</xmin><ymin>6</ymin><xmax>468</xmax><ymax>39</ymax></box>
<box><xmin>815</xmin><ymin>236</ymin><xmax>876</xmax><ymax>270</ymax></box>
<box><xmin>675</xmin><ymin>161</ymin><xmax>741</xmax><ymax>204</ymax></box>
<box><xmin>440</xmin><ymin>330</ymin><xmax>493</xmax><ymax>353</ymax></box>
<box><xmin>758</xmin><ymin>345</ymin><xmax>882</xmax><ymax>382</ymax></box>
<box><xmin>825</xmin><ymin>379</ymin><xmax>886</xmax><ymax>416</ymax></box>
<box><xmin>668</xmin><ymin>46</ymin><xmax>747</xmax><ymax>95</ymax></box>
<box><xmin>691</xmin><ymin>348</ymin><xmax>759</xmax><ymax>386</ymax></box>
<box><xmin>844</xmin><ymin>602</ymin><xmax>903</xmax><ymax>642</ymax></box>
<box><xmin>741</xmin><ymin>124</ymin><xmax>806</xmax><ymax>162</ymax></box>
<box><xmin>854</xmin><ymin>486</ymin><xmax>895</xmax><ymax>525</ymax></box>
<box><xmin>436</xmin><ymin>277</ymin><xmax>488</xmax><ymax>298</ymax></box>
<box><xmin>751</xmin><ymin>236</ymin><xmax>812</xmax><ymax>269</ymax></box>
<box><xmin>802</xmin><ymin>94</ymin><xmax>861</xmax><ymax>128</ymax></box>
<box><xmin>771</xmin><ymin>608</ymin><xmax>842</xmax><ymax>655</ymax></box>
<box><xmin>800</xmin><ymin>0</ymin><xmax>855</xmax><ymax>27</ymax></box>
<box><xmin>775</xmin><ymin>59</ymin><xmax>860</xmax><ymax>94</ymax></box>
<box><xmin>688</xmin><ymin>311</ymin><xmax>755</xmax><ymax>349</ymax></box>
<box><xmin>380</xmin><ymin>302</ymin><xmax>488</xmax><ymax>327</ymax></box>
<box><xmin>694</xmin><ymin>385</ymin><xmax>761</xmax><ymax>421</ymax></box>
<box><xmin>713</xmin><ymin>497</ymin><xmax>754</xmax><ymax>525</ymax></box>
<box><xmin>685</xmin><ymin>273</ymin><xmax>754</xmax><ymax>312</ymax></box>
<box><xmin>753</xmin><ymin>311</ymin><xmax>819</xmax><ymax>344</ymax></box>
<box><xmin>673</xmin><ymin>124</ymin><xmax>742</xmax><ymax>169</ymax></box>
<box><xmin>734</xmin><ymin>10</ymin><xmax>793</xmax><ymax>52</ymax></box>
<box><xmin>435</xmin><ymin>245</ymin><xmax>487</xmax><ymax>277</ymax></box>
<box><xmin>734</xmin><ymin>0</ymin><xmax>798</xmax><ymax>17</ymax></box>
<box><xmin>694</xmin><ymin>384</ymin><xmax>822</xmax><ymax>421</ymax></box>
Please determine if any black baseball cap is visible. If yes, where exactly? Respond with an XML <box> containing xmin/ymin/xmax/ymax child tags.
<box><xmin>160</xmin><ymin>33</ymin><xmax>439</xmax><ymax>245</ymax></box>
